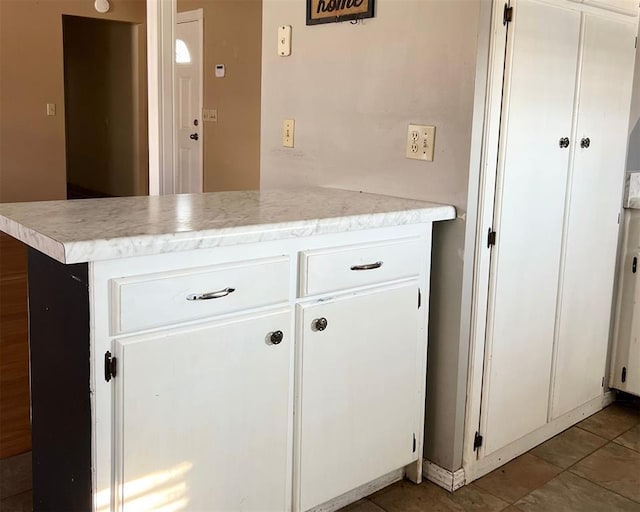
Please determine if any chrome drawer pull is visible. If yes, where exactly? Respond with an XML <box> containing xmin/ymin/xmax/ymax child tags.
<box><xmin>350</xmin><ymin>261</ymin><xmax>383</xmax><ymax>271</ymax></box>
<box><xmin>186</xmin><ymin>287</ymin><xmax>236</xmax><ymax>301</ymax></box>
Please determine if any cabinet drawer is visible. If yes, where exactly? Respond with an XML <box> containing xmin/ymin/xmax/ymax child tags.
<box><xmin>300</xmin><ymin>238</ymin><xmax>422</xmax><ymax>296</ymax></box>
<box><xmin>111</xmin><ymin>257</ymin><xmax>289</xmax><ymax>334</ymax></box>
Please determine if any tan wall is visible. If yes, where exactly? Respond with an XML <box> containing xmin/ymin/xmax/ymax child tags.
<box><xmin>0</xmin><ymin>0</ymin><xmax>147</xmax><ymax>203</ymax></box>
<box><xmin>178</xmin><ymin>0</ymin><xmax>262</xmax><ymax>192</ymax></box>
<box><xmin>64</xmin><ymin>16</ymin><xmax>141</xmax><ymax>197</ymax></box>
<box><xmin>0</xmin><ymin>0</ymin><xmax>146</xmax><ymax>459</ymax></box>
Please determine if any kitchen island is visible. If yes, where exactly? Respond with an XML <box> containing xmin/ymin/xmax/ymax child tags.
<box><xmin>0</xmin><ymin>188</ymin><xmax>455</xmax><ymax>512</ymax></box>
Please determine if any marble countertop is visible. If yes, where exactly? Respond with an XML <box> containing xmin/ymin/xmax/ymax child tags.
<box><xmin>0</xmin><ymin>188</ymin><xmax>455</xmax><ymax>264</ymax></box>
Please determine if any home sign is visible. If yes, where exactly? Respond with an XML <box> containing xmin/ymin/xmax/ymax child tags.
<box><xmin>306</xmin><ymin>0</ymin><xmax>375</xmax><ymax>25</ymax></box>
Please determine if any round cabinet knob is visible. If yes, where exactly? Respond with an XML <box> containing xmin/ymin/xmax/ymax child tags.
<box><xmin>269</xmin><ymin>330</ymin><xmax>284</xmax><ymax>345</ymax></box>
<box><xmin>581</xmin><ymin>137</ymin><xmax>590</xmax><ymax>149</ymax></box>
<box><xmin>559</xmin><ymin>137</ymin><xmax>570</xmax><ymax>149</ymax></box>
<box><xmin>313</xmin><ymin>318</ymin><xmax>328</xmax><ymax>332</ymax></box>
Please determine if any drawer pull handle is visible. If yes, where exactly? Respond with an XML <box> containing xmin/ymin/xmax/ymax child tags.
<box><xmin>350</xmin><ymin>261</ymin><xmax>383</xmax><ymax>271</ymax></box>
<box><xmin>186</xmin><ymin>287</ymin><xmax>236</xmax><ymax>301</ymax></box>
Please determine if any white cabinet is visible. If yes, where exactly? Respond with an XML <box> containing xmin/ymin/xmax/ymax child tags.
<box><xmin>88</xmin><ymin>226</ymin><xmax>436</xmax><ymax>512</ymax></box>
<box><xmin>298</xmin><ymin>283</ymin><xmax>421</xmax><ymax>510</ymax></box>
<box><xmin>611</xmin><ymin>209</ymin><xmax>640</xmax><ymax>398</ymax></box>
<box><xmin>551</xmin><ymin>13</ymin><xmax>637</xmax><ymax>419</ymax></box>
<box><xmin>114</xmin><ymin>310</ymin><xmax>293</xmax><ymax>511</ymax></box>
<box><xmin>480</xmin><ymin>0</ymin><xmax>636</xmax><ymax>458</ymax></box>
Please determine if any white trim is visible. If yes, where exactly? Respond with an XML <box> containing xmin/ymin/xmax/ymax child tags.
<box><xmin>175</xmin><ymin>8</ymin><xmax>204</xmax><ymax>193</ymax></box>
<box><xmin>423</xmin><ymin>460</ymin><xmax>466</xmax><ymax>492</ymax></box>
<box><xmin>465</xmin><ymin>392</ymin><xmax>615</xmax><ymax>483</ymax></box>
<box><xmin>146</xmin><ymin>0</ymin><xmax>176</xmax><ymax>196</ymax></box>
<box><xmin>463</xmin><ymin>0</ymin><xmax>509</xmax><ymax>475</ymax></box>
<box><xmin>307</xmin><ymin>468</ymin><xmax>404</xmax><ymax>512</ymax></box>
<box><xmin>177</xmin><ymin>7</ymin><xmax>203</xmax><ymax>23</ymax></box>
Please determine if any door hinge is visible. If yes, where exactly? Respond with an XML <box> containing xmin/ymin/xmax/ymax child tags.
<box><xmin>412</xmin><ymin>433</ymin><xmax>417</xmax><ymax>453</ymax></box>
<box><xmin>503</xmin><ymin>4</ymin><xmax>513</xmax><ymax>25</ymax></box>
<box><xmin>602</xmin><ymin>376</ymin><xmax>605</xmax><ymax>387</ymax></box>
<box><xmin>622</xmin><ymin>367</ymin><xmax>627</xmax><ymax>383</ymax></box>
<box><xmin>633</xmin><ymin>256</ymin><xmax>637</xmax><ymax>274</ymax></box>
<box><xmin>104</xmin><ymin>351</ymin><xmax>117</xmax><ymax>382</ymax></box>
<box><xmin>487</xmin><ymin>228</ymin><xmax>497</xmax><ymax>248</ymax></box>
<box><xmin>473</xmin><ymin>431</ymin><xmax>483</xmax><ymax>451</ymax></box>
<box><xmin>635</xmin><ymin>36</ymin><xmax>637</xmax><ymax>49</ymax></box>
<box><xmin>418</xmin><ymin>288</ymin><xmax>422</xmax><ymax>309</ymax></box>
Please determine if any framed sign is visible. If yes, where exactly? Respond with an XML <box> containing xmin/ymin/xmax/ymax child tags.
<box><xmin>306</xmin><ymin>0</ymin><xmax>375</xmax><ymax>25</ymax></box>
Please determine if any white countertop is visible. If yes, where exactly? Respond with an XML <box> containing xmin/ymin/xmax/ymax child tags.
<box><xmin>0</xmin><ymin>188</ymin><xmax>455</xmax><ymax>264</ymax></box>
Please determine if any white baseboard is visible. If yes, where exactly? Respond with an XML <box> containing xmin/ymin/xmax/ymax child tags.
<box><xmin>423</xmin><ymin>460</ymin><xmax>466</xmax><ymax>492</ymax></box>
<box><xmin>307</xmin><ymin>468</ymin><xmax>404</xmax><ymax>512</ymax></box>
<box><xmin>465</xmin><ymin>392</ymin><xmax>615</xmax><ymax>483</ymax></box>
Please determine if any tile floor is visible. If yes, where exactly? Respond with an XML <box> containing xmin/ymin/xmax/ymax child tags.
<box><xmin>1</xmin><ymin>400</ymin><xmax>638</xmax><ymax>512</ymax></box>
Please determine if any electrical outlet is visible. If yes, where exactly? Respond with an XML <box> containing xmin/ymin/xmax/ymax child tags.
<box><xmin>406</xmin><ymin>124</ymin><xmax>435</xmax><ymax>161</ymax></box>
<box><xmin>283</xmin><ymin>119</ymin><xmax>295</xmax><ymax>147</ymax></box>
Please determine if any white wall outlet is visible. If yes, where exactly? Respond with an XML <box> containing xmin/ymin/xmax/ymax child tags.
<box><xmin>406</xmin><ymin>124</ymin><xmax>436</xmax><ymax>161</ymax></box>
<box><xmin>283</xmin><ymin>119</ymin><xmax>295</xmax><ymax>147</ymax></box>
<box><xmin>46</xmin><ymin>103</ymin><xmax>56</xmax><ymax>116</ymax></box>
<box><xmin>278</xmin><ymin>25</ymin><xmax>292</xmax><ymax>56</ymax></box>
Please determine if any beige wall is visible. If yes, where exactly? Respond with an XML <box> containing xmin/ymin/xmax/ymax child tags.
<box><xmin>0</xmin><ymin>0</ymin><xmax>147</xmax><ymax>203</ymax></box>
<box><xmin>260</xmin><ymin>0</ymin><xmax>487</xmax><ymax>470</ymax></box>
<box><xmin>64</xmin><ymin>16</ymin><xmax>142</xmax><ymax>197</ymax></box>
<box><xmin>178</xmin><ymin>0</ymin><xmax>262</xmax><ymax>192</ymax></box>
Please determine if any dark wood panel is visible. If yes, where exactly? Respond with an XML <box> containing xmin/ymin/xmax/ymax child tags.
<box><xmin>28</xmin><ymin>249</ymin><xmax>92</xmax><ymax>511</ymax></box>
<box><xmin>0</xmin><ymin>233</ymin><xmax>31</xmax><ymax>458</ymax></box>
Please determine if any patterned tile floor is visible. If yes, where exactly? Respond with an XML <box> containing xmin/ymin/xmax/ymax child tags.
<box><xmin>1</xmin><ymin>399</ymin><xmax>639</xmax><ymax>512</ymax></box>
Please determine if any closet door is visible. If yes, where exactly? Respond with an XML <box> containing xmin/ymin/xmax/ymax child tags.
<box><xmin>480</xmin><ymin>0</ymin><xmax>581</xmax><ymax>455</ymax></box>
<box><xmin>551</xmin><ymin>14</ymin><xmax>637</xmax><ymax>419</ymax></box>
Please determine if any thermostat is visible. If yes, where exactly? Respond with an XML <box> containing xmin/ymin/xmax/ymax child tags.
<box><xmin>215</xmin><ymin>64</ymin><xmax>225</xmax><ymax>78</ymax></box>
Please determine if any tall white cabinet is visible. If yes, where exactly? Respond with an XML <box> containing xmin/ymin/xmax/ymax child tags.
<box><xmin>477</xmin><ymin>0</ymin><xmax>637</xmax><ymax>465</ymax></box>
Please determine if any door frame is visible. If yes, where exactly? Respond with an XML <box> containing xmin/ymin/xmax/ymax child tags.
<box><xmin>147</xmin><ymin>0</ymin><xmax>176</xmax><ymax>195</ymax></box>
<box><xmin>175</xmin><ymin>8</ymin><xmax>204</xmax><ymax>193</ymax></box>
<box><xmin>461</xmin><ymin>0</ymin><xmax>510</xmax><ymax>482</ymax></box>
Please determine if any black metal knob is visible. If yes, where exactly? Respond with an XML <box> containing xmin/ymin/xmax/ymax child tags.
<box><xmin>313</xmin><ymin>318</ymin><xmax>328</xmax><ymax>331</ymax></box>
<box><xmin>270</xmin><ymin>330</ymin><xmax>283</xmax><ymax>345</ymax></box>
<box><xmin>189</xmin><ymin>133</ymin><xmax>199</xmax><ymax>141</ymax></box>
<box><xmin>559</xmin><ymin>137</ymin><xmax>570</xmax><ymax>149</ymax></box>
<box><xmin>581</xmin><ymin>137</ymin><xmax>590</xmax><ymax>149</ymax></box>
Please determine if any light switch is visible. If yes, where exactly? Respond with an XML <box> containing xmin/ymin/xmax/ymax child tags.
<box><xmin>283</xmin><ymin>119</ymin><xmax>295</xmax><ymax>147</ymax></box>
<box><xmin>203</xmin><ymin>109</ymin><xmax>218</xmax><ymax>122</ymax></box>
<box><xmin>46</xmin><ymin>103</ymin><xmax>56</xmax><ymax>116</ymax></box>
<box><xmin>278</xmin><ymin>25</ymin><xmax>292</xmax><ymax>57</ymax></box>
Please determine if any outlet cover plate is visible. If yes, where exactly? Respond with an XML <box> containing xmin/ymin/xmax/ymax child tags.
<box><xmin>283</xmin><ymin>119</ymin><xmax>295</xmax><ymax>147</ymax></box>
<box><xmin>406</xmin><ymin>124</ymin><xmax>435</xmax><ymax>161</ymax></box>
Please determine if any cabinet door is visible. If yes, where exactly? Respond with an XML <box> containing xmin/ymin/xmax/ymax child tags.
<box><xmin>481</xmin><ymin>0</ymin><xmax>581</xmax><ymax>455</ymax></box>
<box><xmin>552</xmin><ymin>14</ymin><xmax>637</xmax><ymax>418</ymax></box>
<box><xmin>114</xmin><ymin>309</ymin><xmax>292</xmax><ymax>512</ymax></box>
<box><xmin>298</xmin><ymin>283</ymin><xmax>421</xmax><ymax>511</ymax></box>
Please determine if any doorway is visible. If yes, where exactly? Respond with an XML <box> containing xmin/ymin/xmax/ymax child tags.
<box><xmin>62</xmin><ymin>15</ymin><xmax>148</xmax><ymax>199</ymax></box>
<box><xmin>175</xmin><ymin>9</ymin><xmax>203</xmax><ymax>194</ymax></box>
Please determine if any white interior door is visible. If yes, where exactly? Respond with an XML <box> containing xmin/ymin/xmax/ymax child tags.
<box><xmin>551</xmin><ymin>14</ymin><xmax>637</xmax><ymax>419</ymax></box>
<box><xmin>175</xmin><ymin>11</ymin><xmax>203</xmax><ymax>194</ymax></box>
<box><xmin>480</xmin><ymin>0</ymin><xmax>581</xmax><ymax>456</ymax></box>
<box><xmin>114</xmin><ymin>310</ymin><xmax>292</xmax><ymax>511</ymax></box>
<box><xmin>298</xmin><ymin>284</ymin><xmax>421</xmax><ymax>511</ymax></box>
